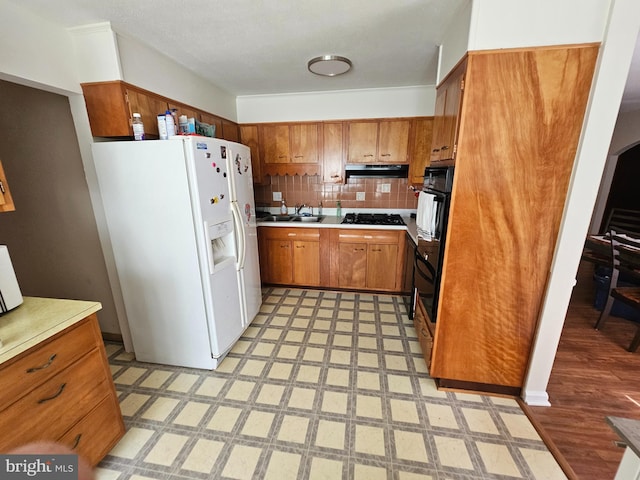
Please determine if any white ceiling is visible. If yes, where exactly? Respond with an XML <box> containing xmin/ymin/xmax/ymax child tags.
<box><xmin>8</xmin><ymin>0</ymin><xmax>640</xmax><ymax>112</ymax></box>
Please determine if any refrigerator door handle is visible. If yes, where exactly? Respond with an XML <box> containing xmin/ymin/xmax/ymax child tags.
<box><xmin>231</xmin><ymin>202</ymin><xmax>246</xmax><ymax>270</ymax></box>
<box><xmin>203</xmin><ymin>221</ymin><xmax>215</xmax><ymax>275</ymax></box>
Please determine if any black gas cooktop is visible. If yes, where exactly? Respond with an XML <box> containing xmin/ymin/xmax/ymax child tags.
<box><xmin>341</xmin><ymin>213</ymin><xmax>405</xmax><ymax>226</ymax></box>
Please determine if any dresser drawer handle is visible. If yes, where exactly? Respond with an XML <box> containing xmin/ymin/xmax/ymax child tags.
<box><xmin>71</xmin><ymin>433</ymin><xmax>82</xmax><ymax>450</ymax></box>
<box><xmin>27</xmin><ymin>354</ymin><xmax>57</xmax><ymax>373</ymax></box>
<box><xmin>37</xmin><ymin>383</ymin><xmax>66</xmax><ymax>404</ymax></box>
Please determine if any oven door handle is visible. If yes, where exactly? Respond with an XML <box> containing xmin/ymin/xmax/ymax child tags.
<box><xmin>414</xmin><ymin>250</ymin><xmax>436</xmax><ymax>284</ymax></box>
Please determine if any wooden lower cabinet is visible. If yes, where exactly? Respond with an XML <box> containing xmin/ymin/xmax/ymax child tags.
<box><xmin>259</xmin><ymin>226</ymin><xmax>405</xmax><ymax>293</ymax></box>
<box><xmin>0</xmin><ymin>314</ymin><xmax>125</xmax><ymax>466</ymax></box>
<box><xmin>331</xmin><ymin>229</ymin><xmax>405</xmax><ymax>292</ymax></box>
<box><xmin>258</xmin><ymin>227</ymin><xmax>327</xmax><ymax>287</ymax></box>
<box><xmin>413</xmin><ymin>298</ymin><xmax>433</xmax><ymax>370</ymax></box>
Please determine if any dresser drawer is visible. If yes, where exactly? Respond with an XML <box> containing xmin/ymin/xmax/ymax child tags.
<box><xmin>0</xmin><ymin>317</ymin><xmax>99</xmax><ymax>412</ymax></box>
<box><xmin>58</xmin><ymin>395</ymin><xmax>125</xmax><ymax>466</ymax></box>
<box><xmin>0</xmin><ymin>348</ymin><xmax>110</xmax><ymax>451</ymax></box>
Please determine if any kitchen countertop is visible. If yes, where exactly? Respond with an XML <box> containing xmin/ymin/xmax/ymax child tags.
<box><xmin>608</xmin><ymin>416</ymin><xmax>640</xmax><ymax>458</ymax></box>
<box><xmin>257</xmin><ymin>213</ymin><xmax>420</xmax><ymax>244</ymax></box>
<box><xmin>0</xmin><ymin>297</ymin><xmax>102</xmax><ymax>364</ymax></box>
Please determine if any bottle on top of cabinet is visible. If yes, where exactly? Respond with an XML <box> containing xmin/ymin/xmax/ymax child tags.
<box><xmin>165</xmin><ymin>110</ymin><xmax>176</xmax><ymax>137</ymax></box>
<box><xmin>157</xmin><ymin>114</ymin><xmax>168</xmax><ymax>140</ymax></box>
<box><xmin>132</xmin><ymin>113</ymin><xmax>144</xmax><ymax>141</ymax></box>
<box><xmin>280</xmin><ymin>200</ymin><xmax>288</xmax><ymax>215</ymax></box>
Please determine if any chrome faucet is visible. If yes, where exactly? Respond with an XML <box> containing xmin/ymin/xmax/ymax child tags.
<box><xmin>295</xmin><ymin>203</ymin><xmax>313</xmax><ymax>216</ymax></box>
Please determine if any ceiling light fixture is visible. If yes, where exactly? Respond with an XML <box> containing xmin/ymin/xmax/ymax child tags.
<box><xmin>307</xmin><ymin>55</ymin><xmax>352</xmax><ymax>76</ymax></box>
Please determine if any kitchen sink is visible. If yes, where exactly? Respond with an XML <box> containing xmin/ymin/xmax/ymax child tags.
<box><xmin>258</xmin><ymin>215</ymin><xmax>325</xmax><ymax>223</ymax></box>
<box><xmin>260</xmin><ymin>215</ymin><xmax>294</xmax><ymax>222</ymax></box>
<box><xmin>291</xmin><ymin>215</ymin><xmax>325</xmax><ymax>223</ymax></box>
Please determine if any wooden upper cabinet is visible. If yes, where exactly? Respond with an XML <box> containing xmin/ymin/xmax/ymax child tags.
<box><xmin>199</xmin><ymin>112</ymin><xmax>223</xmax><ymax>138</ymax></box>
<box><xmin>262</xmin><ymin>125</ymin><xmax>291</xmax><ymax>164</ymax></box>
<box><xmin>125</xmin><ymin>88</ymin><xmax>168</xmax><ymax>138</ymax></box>
<box><xmin>430</xmin><ymin>59</ymin><xmax>467</xmax><ymax>165</ymax></box>
<box><xmin>429</xmin><ymin>89</ymin><xmax>447</xmax><ymax>163</ymax></box>
<box><xmin>408</xmin><ymin>117</ymin><xmax>434</xmax><ymax>185</ymax></box>
<box><xmin>347</xmin><ymin>119</ymin><xmax>410</xmax><ymax>164</ymax></box>
<box><xmin>81</xmin><ymin>81</ymin><xmax>239</xmax><ymax>140</ymax></box>
<box><xmin>239</xmin><ymin>125</ymin><xmax>263</xmax><ymax>185</ymax></box>
<box><xmin>0</xmin><ymin>160</ymin><xmax>16</xmax><ymax>212</ymax></box>
<box><xmin>290</xmin><ymin>124</ymin><xmax>319</xmax><ymax>163</ymax></box>
<box><xmin>261</xmin><ymin>123</ymin><xmax>320</xmax><ymax>164</ymax></box>
<box><xmin>378</xmin><ymin>120</ymin><xmax>410</xmax><ymax>163</ymax></box>
<box><xmin>347</xmin><ymin>122</ymin><xmax>378</xmax><ymax>162</ymax></box>
<box><xmin>222</xmin><ymin>119</ymin><xmax>240</xmax><ymax>142</ymax></box>
<box><xmin>322</xmin><ymin>122</ymin><xmax>345</xmax><ymax>183</ymax></box>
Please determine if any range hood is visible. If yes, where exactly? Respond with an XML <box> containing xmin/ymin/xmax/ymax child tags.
<box><xmin>344</xmin><ymin>164</ymin><xmax>409</xmax><ymax>179</ymax></box>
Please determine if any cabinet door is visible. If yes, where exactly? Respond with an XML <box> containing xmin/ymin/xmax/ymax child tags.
<box><xmin>347</xmin><ymin>122</ymin><xmax>378</xmax><ymax>163</ymax></box>
<box><xmin>322</xmin><ymin>122</ymin><xmax>344</xmax><ymax>183</ymax></box>
<box><xmin>126</xmin><ymin>88</ymin><xmax>168</xmax><ymax>138</ymax></box>
<box><xmin>367</xmin><ymin>244</ymin><xmax>398</xmax><ymax>290</ymax></box>
<box><xmin>264</xmin><ymin>239</ymin><xmax>292</xmax><ymax>284</ymax></box>
<box><xmin>0</xmin><ymin>160</ymin><xmax>15</xmax><ymax>212</ymax></box>
<box><xmin>167</xmin><ymin>102</ymin><xmax>199</xmax><ymax>122</ymax></box>
<box><xmin>378</xmin><ymin>120</ymin><xmax>410</xmax><ymax>163</ymax></box>
<box><xmin>199</xmin><ymin>112</ymin><xmax>223</xmax><ymax>139</ymax></box>
<box><xmin>408</xmin><ymin>117</ymin><xmax>434</xmax><ymax>185</ymax></box>
<box><xmin>338</xmin><ymin>243</ymin><xmax>367</xmax><ymax>288</ymax></box>
<box><xmin>293</xmin><ymin>241</ymin><xmax>320</xmax><ymax>285</ymax></box>
<box><xmin>440</xmin><ymin>59</ymin><xmax>467</xmax><ymax>163</ymax></box>
<box><xmin>430</xmin><ymin>88</ymin><xmax>447</xmax><ymax>163</ymax></box>
<box><xmin>290</xmin><ymin>124</ymin><xmax>319</xmax><ymax>163</ymax></box>
<box><xmin>240</xmin><ymin>125</ymin><xmax>263</xmax><ymax>185</ymax></box>
<box><xmin>262</xmin><ymin>125</ymin><xmax>291</xmax><ymax>164</ymax></box>
<box><xmin>222</xmin><ymin>119</ymin><xmax>240</xmax><ymax>142</ymax></box>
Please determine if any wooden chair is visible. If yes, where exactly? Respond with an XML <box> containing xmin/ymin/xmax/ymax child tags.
<box><xmin>594</xmin><ymin>230</ymin><xmax>640</xmax><ymax>352</ymax></box>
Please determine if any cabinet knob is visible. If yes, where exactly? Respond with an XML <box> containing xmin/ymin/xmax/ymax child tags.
<box><xmin>381</xmin><ymin>153</ymin><xmax>391</xmax><ymax>157</ymax></box>
<box><xmin>441</xmin><ymin>145</ymin><xmax>449</xmax><ymax>150</ymax></box>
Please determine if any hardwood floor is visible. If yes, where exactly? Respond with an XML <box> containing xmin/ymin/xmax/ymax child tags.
<box><xmin>525</xmin><ymin>260</ymin><xmax>640</xmax><ymax>479</ymax></box>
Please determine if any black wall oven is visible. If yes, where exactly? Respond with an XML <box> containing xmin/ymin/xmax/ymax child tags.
<box><xmin>413</xmin><ymin>166</ymin><xmax>454</xmax><ymax>322</ymax></box>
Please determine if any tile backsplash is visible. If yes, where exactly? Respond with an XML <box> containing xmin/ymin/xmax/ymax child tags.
<box><xmin>253</xmin><ymin>175</ymin><xmax>419</xmax><ymax>211</ymax></box>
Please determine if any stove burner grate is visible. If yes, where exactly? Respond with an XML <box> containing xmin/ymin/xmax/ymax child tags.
<box><xmin>341</xmin><ymin>213</ymin><xmax>405</xmax><ymax>226</ymax></box>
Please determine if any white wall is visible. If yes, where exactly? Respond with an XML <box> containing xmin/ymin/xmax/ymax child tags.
<box><xmin>438</xmin><ymin>0</ymin><xmax>472</xmax><ymax>84</ymax></box>
<box><xmin>68</xmin><ymin>23</ymin><xmax>123</xmax><ymax>83</ymax></box>
<box><xmin>116</xmin><ymin>33</ymin><xmax>237</xmax><ymax>121</ymax></box>
<box><xmin>236</xmin><ymin>85</ymin><xmax>436</xmax><ymax>123</ymax></box>
<box><xmin>467</xmin><ymin>0</ymin><xmax>610</xmax><ymax>51</ymax></box>
<box><xmin>0</xmin><ymin>1</ymin><xmax>79</xmax><ymax>95</ymax></box>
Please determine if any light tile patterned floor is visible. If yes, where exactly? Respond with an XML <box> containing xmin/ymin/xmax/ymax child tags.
<box><xmin>96</xmin><ymin>287</ymin><xmax>566</xmax><ymax>480</ymax></box>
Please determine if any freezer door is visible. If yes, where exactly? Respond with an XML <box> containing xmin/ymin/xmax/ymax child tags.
<box><xmin>207</xmin><ymin>259</ymin><xmax>244</xmax><ymax>358</ymax></box>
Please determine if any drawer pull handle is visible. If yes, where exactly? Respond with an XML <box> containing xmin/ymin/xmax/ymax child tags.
<box><xmin>27</xmin><ymin>354</ymin><xmax>57</xmax><ymax>373</ymax></box>
<box><xmin>37</xmin><ymin>383</ymin><xmax>66</xmax><ymax>404</ymax></box>
<box><xmin>71</xmin><ymin>434</ymin><xmax>82</xmax><ymax>450</ymax></box>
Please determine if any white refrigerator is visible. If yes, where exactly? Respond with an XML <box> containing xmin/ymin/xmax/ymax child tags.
<box><xmin>92</xmin><ymin>137</ymin><xmax>262</xmax><ymax>369</ymax></box>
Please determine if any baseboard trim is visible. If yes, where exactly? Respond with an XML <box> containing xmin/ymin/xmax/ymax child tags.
<box><xmin>102</xmin><ymin>332</ymin><xmax>123</xmax><ymax>343</ymax></box>
<box><xmin>522</xmin><ymin>390</ymin><xmax>551</xmax><ymax>406</ymax></box>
